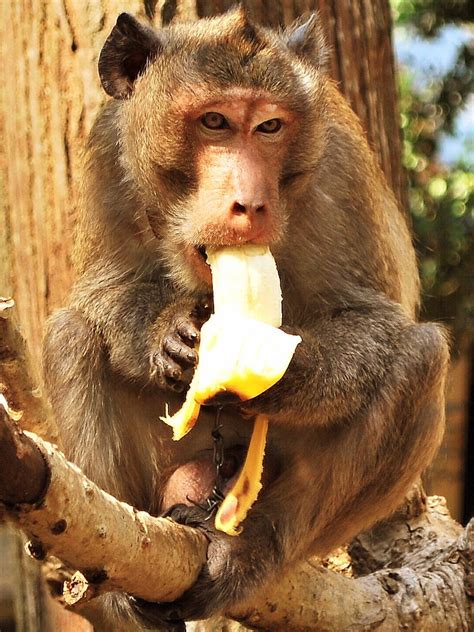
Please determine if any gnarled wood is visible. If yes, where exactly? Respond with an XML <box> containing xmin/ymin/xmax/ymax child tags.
<box><xmin>0</xmin><ymin>416</ymin><xmax>471</xmax><ymax>630</ymax></box>
<box><xmin>0</xmin><ymin>304</ymin><xmax>472</xmax><ymax>630</ymax></box>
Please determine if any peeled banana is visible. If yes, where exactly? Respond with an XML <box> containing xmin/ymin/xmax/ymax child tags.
<box><xmin>160</xmin><ymin>245</ymin><xmax>301</xmax><ymax>535</ymax></box>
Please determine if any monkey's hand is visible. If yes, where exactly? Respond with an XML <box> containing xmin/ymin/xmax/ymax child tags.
<box><xmin>150</xmin><ymin>297</ymin><xmax>212</xmax><ymax>392</ymax></box>
<box><xmin>240</xmin><ymin>301</ymin><xmax>438</xmax><ymax>427</ymax></box>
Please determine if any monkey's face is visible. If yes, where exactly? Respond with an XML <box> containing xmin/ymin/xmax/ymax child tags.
<box><xmin>153</xmin><ymin>88</ymin><xmax>299</xmax><ymax>285</ymax></box>
<box><xmin>99</xmin><ymin>9</ymin><xmax>329</xmax><ymax>289</ymax></box>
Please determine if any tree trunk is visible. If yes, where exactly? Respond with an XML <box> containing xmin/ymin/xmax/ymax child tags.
<box><xmin>0</xmin><ymin>0</ymin><xmax>144</xmax><ymax>367</ymax></box>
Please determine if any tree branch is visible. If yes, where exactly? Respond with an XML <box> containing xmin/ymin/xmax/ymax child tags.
<box><xmin>0</xmin><ymin>408</ymin><xmax>48</xmax><ymax>505</ymax></box>
<box><xmin>232</xmin><ymin>497</ymin><xmax>473</xmax><ymax>631</ymax></box>
<box><xmin>0</xmin><ymin>414</ymin><xmax>207</xmax><ymax>603</ymax></box>
<box><xmin>0</xmin><ymin>410</ymin><xmax>472</xmax><ymax>631</ymax></box>
<box><xmin>0</xmin><ymin>297</ymin><xmax>472</xmax><ymax>631</ymax></box>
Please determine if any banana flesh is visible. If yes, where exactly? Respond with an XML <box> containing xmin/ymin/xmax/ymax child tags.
<box><xmin>206</xmin><ymin>245</ymin><xmax>282</xmax><ymax>326</ymax></box>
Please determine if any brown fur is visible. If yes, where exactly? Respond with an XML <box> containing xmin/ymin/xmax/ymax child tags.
<box><xmin>43</xmin><ymin>9</ymin><xmax>449</xmax><ymax>629</ymax></box>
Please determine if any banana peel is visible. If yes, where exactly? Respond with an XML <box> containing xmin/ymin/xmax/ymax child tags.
<box><xmin>160</xmin><ymin>245</ymin><xmax>301</xmax><ymax>535</ymax></box>
<box><xmin>214</xmin><ymin>413</ymin><xmax>269</xmax><ymax>536</ymax></box>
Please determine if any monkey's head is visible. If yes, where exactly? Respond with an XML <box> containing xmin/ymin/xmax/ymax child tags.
<box><xmin>99</xmin><ymin>8</ymin><xmax>329</xmax><ymax>288</ymax></box>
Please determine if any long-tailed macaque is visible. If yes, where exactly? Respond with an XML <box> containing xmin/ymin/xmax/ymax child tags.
<box><xmin>43</xmin><ymin>8</ymin><xmax>449</xmax><ymax>630</ymax></box>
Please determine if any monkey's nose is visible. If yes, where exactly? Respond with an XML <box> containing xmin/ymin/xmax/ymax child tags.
<box><xmin>226</xmin><ymin>200</ymin><xmax>269</xmax><ymax>243</ymax></box>
<box><xmin>231</xmin><ymin>201</ymin><xmax>266</xmax><ymax>216</ymax></box>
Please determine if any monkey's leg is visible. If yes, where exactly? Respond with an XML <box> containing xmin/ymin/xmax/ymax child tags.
<box><xmin>44</xmin><ymin>308</ymin><xmax>181</xmax><ymax>631</ymax></box>
<box><xmin>297</xmin><ymin>319</ymin><xmax>448</xmax><ymax>558</ymax></box>
<box><xmin>43</xmin><ymin>307</ymin><xmax>118</xmax><ymax>488</ymax></box>
<box><xmin>130</xmin><ymin>320</ymin><xmax>448</xmax><ymax>624</ymax></box>
<box><xmin>236</xmin><ymin>320</ymin><xmax>448</xmax><ymax>571</ymax></box>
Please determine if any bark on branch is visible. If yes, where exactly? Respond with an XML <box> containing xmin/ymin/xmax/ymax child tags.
<box><xmin>1</xmin><ymin>298</ymin><xmax>473</xmax><ymax>631</ymax></box>
<box><xmin>0</xmin><ymin>419</ymin><xmax>472</xmax><ymax>631</ymax></box>
<box><xmin>0</xmin><ymin>415</ymin><xmax>207</xmax><ymax>603</ymax></box>
<box><xmin>233</xmin><ymin>496</ymin><xmax>473</xmax><ymax>631</ymax></box>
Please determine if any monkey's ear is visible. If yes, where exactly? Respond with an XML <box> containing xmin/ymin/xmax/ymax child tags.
<box><xmin>99</xmin><ymin>13</ymin><xmax>162</xmax><ymax>99</ymax></box>
<box><xmin>226</xmin><ymin>4</ymin><xmax>259</xmax><ymax>43</ymax></box>
<box><xmin>284</xmin><ymin>13</ymin><xmax>329</xmax><ymax>71</ymax></box>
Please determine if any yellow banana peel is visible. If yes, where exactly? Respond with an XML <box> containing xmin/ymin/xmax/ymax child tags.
<box><xmin>214</xmin><ymin>413</ymin><xmax>269</xmax><ymax>536</ymax></box>
<box><xmin>160</xmin><ymin>245</ymin><xmax>301</xmax><ymax>534</ymax></box>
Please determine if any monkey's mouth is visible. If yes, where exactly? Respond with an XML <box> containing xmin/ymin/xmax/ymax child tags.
<box><xmin>185</xmin><ymin>245</ymin><xmax>212</xmax><ymax>285</ymax></box>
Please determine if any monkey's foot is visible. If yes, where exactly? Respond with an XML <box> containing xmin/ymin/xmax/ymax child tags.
<box><xmin>129</xmin><ymin>595</ymin><xmax>186</xmax><ymax>631</ymax></box>
<box><xmin>130</xmin><ymin>505</ymin><xmax>221</xmax><ymax>622</ymax></box>
<box><xmin>135</xmin><ymin>503</ymin><xmax>277</xmax><ymax>623</ymax></box>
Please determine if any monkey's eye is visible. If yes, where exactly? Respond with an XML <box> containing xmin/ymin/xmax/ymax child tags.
<box><xmin>257</xmin><ymin>119</ymin><xmax>282</xmax><ymax>134</ymax></box>
<box><xmin>201</xmin><ymin>112</ymin><xmax>229</xmax><ymax>130</ymax></box>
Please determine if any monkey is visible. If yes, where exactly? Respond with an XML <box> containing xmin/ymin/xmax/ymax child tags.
<box><xmin>42</xmin><ymin>7</ymin><xmax>449</xmax><ymax>631</ymax></box>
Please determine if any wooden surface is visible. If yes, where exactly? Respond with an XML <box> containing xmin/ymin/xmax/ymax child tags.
<box><xmin>0</xmin><ymin>0</ymin><xmax>143</xmax><ymax>366</ymax></box>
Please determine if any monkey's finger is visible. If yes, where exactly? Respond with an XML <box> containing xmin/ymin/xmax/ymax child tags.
<box><xmin>152</xmin><ymin>354</ymin><xmax>187</xmax><ymax>391</ymax></box>
<box><xmin>151</xmin><ymin>353</ymin><xmax>180</xmax><ymax>377</ymax></box>
<box><xmin>191</xmin><ymin>296</ymin><xmax>213</xmax><ymax>323</ymax></box>
<box><xmin>164</xmin><ymin>335</ymin><xmax>198</xmax><ymax>367</ymax></box>
<box><xmin>176</xmin><ymin>318</ymin><xmax>201</xmax><ymax>347</ymax></box>
<box><xmin>162</xmin><ymin>356</ymin><xmax>184</xmax><ymax>380</ymax></box>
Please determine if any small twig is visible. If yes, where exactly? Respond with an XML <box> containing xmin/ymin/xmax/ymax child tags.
<box><xmin>0</xmin><ymin>297</ymin><xmax>58</xmax><ymax>443</ymax></box>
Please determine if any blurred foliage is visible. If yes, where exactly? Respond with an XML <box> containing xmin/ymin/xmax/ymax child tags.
<box><xmin>393</xmin><ymin>0</ymin><xmax>474</xmax><ymax>36</ymax></box>
<box><xmin>393</xmin><ymin>1</ymin><xmax>474</xmax><ymax>342</ymax></box>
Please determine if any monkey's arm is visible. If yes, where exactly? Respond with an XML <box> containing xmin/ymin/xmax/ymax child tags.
<box><xmin>246</xmin><ymin>296</ymin><xmax>448</xmax><ymax>426</ymax></box>
<box><xmin>70</xmin><ymin>277</ymin><xmax>210</xmax><ymax>388</ymax></box>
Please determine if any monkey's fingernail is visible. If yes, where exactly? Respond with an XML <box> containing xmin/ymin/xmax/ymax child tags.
<box><xmin>171</xmin><ymin>382</ymin><xmax>184</xmax><ymax>392</ymax></box>
<box><xmin>186</xmin><ymin>332</ymin><xmax>199</xmax><ymax>346</ymax></box>
<box><xmin>187</xmin><ymin>351</ymin><xmax>197</xmax><ymax>363</ymax></box>
<box><xmin>200</xmin><ymin>303</ymin><xmax>212</xmax><ymax>317</ymax></box>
